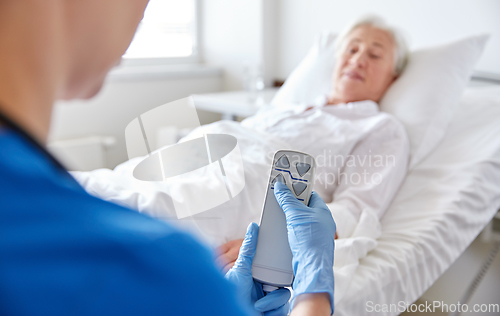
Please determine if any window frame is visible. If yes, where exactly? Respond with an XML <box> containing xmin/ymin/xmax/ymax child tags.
<box><xmin>121</xmin><ymin>0</ymin><xmax>201</xmax><ymax>67</ymax></box>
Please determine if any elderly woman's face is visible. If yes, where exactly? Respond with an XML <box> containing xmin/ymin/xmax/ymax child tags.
<box><xmin>331</xmin><ymin>25</ymin><xmax>397</xmax><ymax>104</ymax></box>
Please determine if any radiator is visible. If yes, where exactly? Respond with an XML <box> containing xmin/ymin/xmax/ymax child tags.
<box><xmin>47</xmin><ymin>136</ymin><xmax>116</xmax><ymax>171</ymax></box>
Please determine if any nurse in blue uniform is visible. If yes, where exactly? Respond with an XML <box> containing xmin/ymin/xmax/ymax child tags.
<box><xmin>0</xmin><ymin>1</ymin><xmax>335</xmax><ymax>315</ymax></box>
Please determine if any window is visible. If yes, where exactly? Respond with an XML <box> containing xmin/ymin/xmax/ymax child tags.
<box><xmin>123</xmin><ymin>0</ymin><xmax>198</xmax><ymax>62</ymax></box>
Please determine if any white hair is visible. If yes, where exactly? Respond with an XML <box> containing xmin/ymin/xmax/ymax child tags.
<box><xmin>335</xmin><ymin>15</ymin><xmax>409</xmax><ymax>75</ymax></box>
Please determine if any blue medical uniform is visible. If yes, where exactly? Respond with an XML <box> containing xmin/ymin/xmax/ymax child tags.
<box><xmin>0</xmin><ymin>128</ymin><xmax>250</xmax><ymax>315</ymax></box>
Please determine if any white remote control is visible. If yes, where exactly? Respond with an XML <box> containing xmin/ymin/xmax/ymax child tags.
<box><xmin>252</xmin><ymin>150</ymin><xmax>316</xmax><ymax>287</ymax></box>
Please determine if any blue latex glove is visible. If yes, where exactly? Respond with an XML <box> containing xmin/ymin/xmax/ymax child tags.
<box><xmin>225</xmin><ymin>223</ymin><xmax>291</xmax><ymax>316</ymax></box>
<box><xmin>274</xmin><ymin>181</ymin><xmax>336</xmax><ymax>313</ymax></box>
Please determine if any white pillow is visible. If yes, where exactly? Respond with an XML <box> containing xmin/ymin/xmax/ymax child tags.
<box><xmin>272</xmin><ymin>32</ymin><xmax>489</xmax><ymax>169</ymax></box>
<box><xmin>271</xmin><ymin>31</ymin><xmax>337</xmax><ymax>106</ymax></box>
<box><xmin>380</xmin><ymin>34</ymin><xmax>489</xmax><ymax>169</ymax></box>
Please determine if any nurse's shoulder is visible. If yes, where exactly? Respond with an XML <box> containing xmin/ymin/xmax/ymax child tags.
<box><xmin>0</xmin><ymin>129</ymin><xmax>249</xmax><ymax>316</ymax></box>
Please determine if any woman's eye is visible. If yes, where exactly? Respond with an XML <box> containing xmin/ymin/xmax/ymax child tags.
<box><xmin>370</xmin><ymin>54</ymin><xmax>380</xmax><ymax>59</ymax></box>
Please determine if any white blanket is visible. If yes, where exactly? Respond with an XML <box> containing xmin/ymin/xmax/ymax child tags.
<box><xmin>73</xmin><ymin>119</ymin><xmax>381</xmax><ymax>306</ymax></box>
<box><xmin>73</xmin><ymin>121</ymin><xmax>281</xmax><ymax>246</ymax></box>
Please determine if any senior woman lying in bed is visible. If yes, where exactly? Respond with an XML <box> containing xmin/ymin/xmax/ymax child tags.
<box><xmin>216</xmin><ymin>15</ymin><xmax>410</xmax><ymax>270</ymax></box>
<box><xmin>73</xmin><ymin>15</ymin><xmax>410</xmax><ymax>272</ymax></box>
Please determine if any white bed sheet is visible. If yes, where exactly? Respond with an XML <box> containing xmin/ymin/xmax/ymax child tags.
<box><xmin>334</xmin><ymin>86</ymin><xmax>500</xmax><ymax>315</ymax></box>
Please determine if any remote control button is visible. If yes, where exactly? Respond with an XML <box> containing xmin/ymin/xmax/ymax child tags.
<box><xmin>292</xmin><ymin>181</ymin><xmax>307</xmax><ymax>196</ymax></box>
<box><xmin>295</xmin><ymin>163</ymin><xmax>311</xmax><ymax>177</ymax></box>
<box><xmin>275</xmin><ymin>155</ymin><xmax>290</xmax><ymax>169</ymax></box>
<box><xmin>272</xmin><ymin>173</ymin><xmax>286</xmax><ymax>186</ymax></box>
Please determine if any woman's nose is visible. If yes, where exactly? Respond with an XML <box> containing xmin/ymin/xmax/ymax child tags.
<box><xmin>349</xmin><ymin>51</ymin><xmax>368</xmax><ymax>68</ymax></box>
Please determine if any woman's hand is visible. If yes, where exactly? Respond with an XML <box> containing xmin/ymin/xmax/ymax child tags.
<box><xmin>216</xmin><ymin>238</ymin><xmax>244</xmax><ymax>273</ymax></box>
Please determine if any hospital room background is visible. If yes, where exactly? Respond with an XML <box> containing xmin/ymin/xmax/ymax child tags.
<box><xmin>46</xmin><ymin>0</ymin><xmax>499</xmax><ymax>315</ymax></box>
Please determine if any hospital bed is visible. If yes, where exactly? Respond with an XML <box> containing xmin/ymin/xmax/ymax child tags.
<box><xmin>333</xmin><ymin>81</ymin><xmax>500</xmax><ymax>315</ymax></box>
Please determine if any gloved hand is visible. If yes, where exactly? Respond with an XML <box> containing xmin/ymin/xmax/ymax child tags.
<box><xmin>225</xmin><ymin>222</ymin><xmax>291</xmax><ymax>316</ymax></box>
<box><xmin>273</xmin><ymin>181</ymin><xmax>336</xmax><ymax>313</ymax></box>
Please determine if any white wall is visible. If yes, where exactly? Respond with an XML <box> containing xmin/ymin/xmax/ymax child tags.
<box><xmin>49</xmin><ymin>73</ymin><xmax>222</xmax><ymax>168</ymax></box>
<box><xmin>200</xmin><ymin>0</ymin><xmax>278</xmax><ymax>90</ymax></box>
<box><xmin>200</xmin><ymin>0</ymin><xmax>262</xmax><ymax>90</ymax></box>
<box><xmin>276</xmin><ymin>0</ymin><xmax>500</xmax><ymax>79</ymax></box>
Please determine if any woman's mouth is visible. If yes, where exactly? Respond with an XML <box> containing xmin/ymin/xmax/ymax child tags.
<box><xmin>342</xmin><ymin>70</ymin><xmax>364</xmax><ymax>81</ymax></box>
